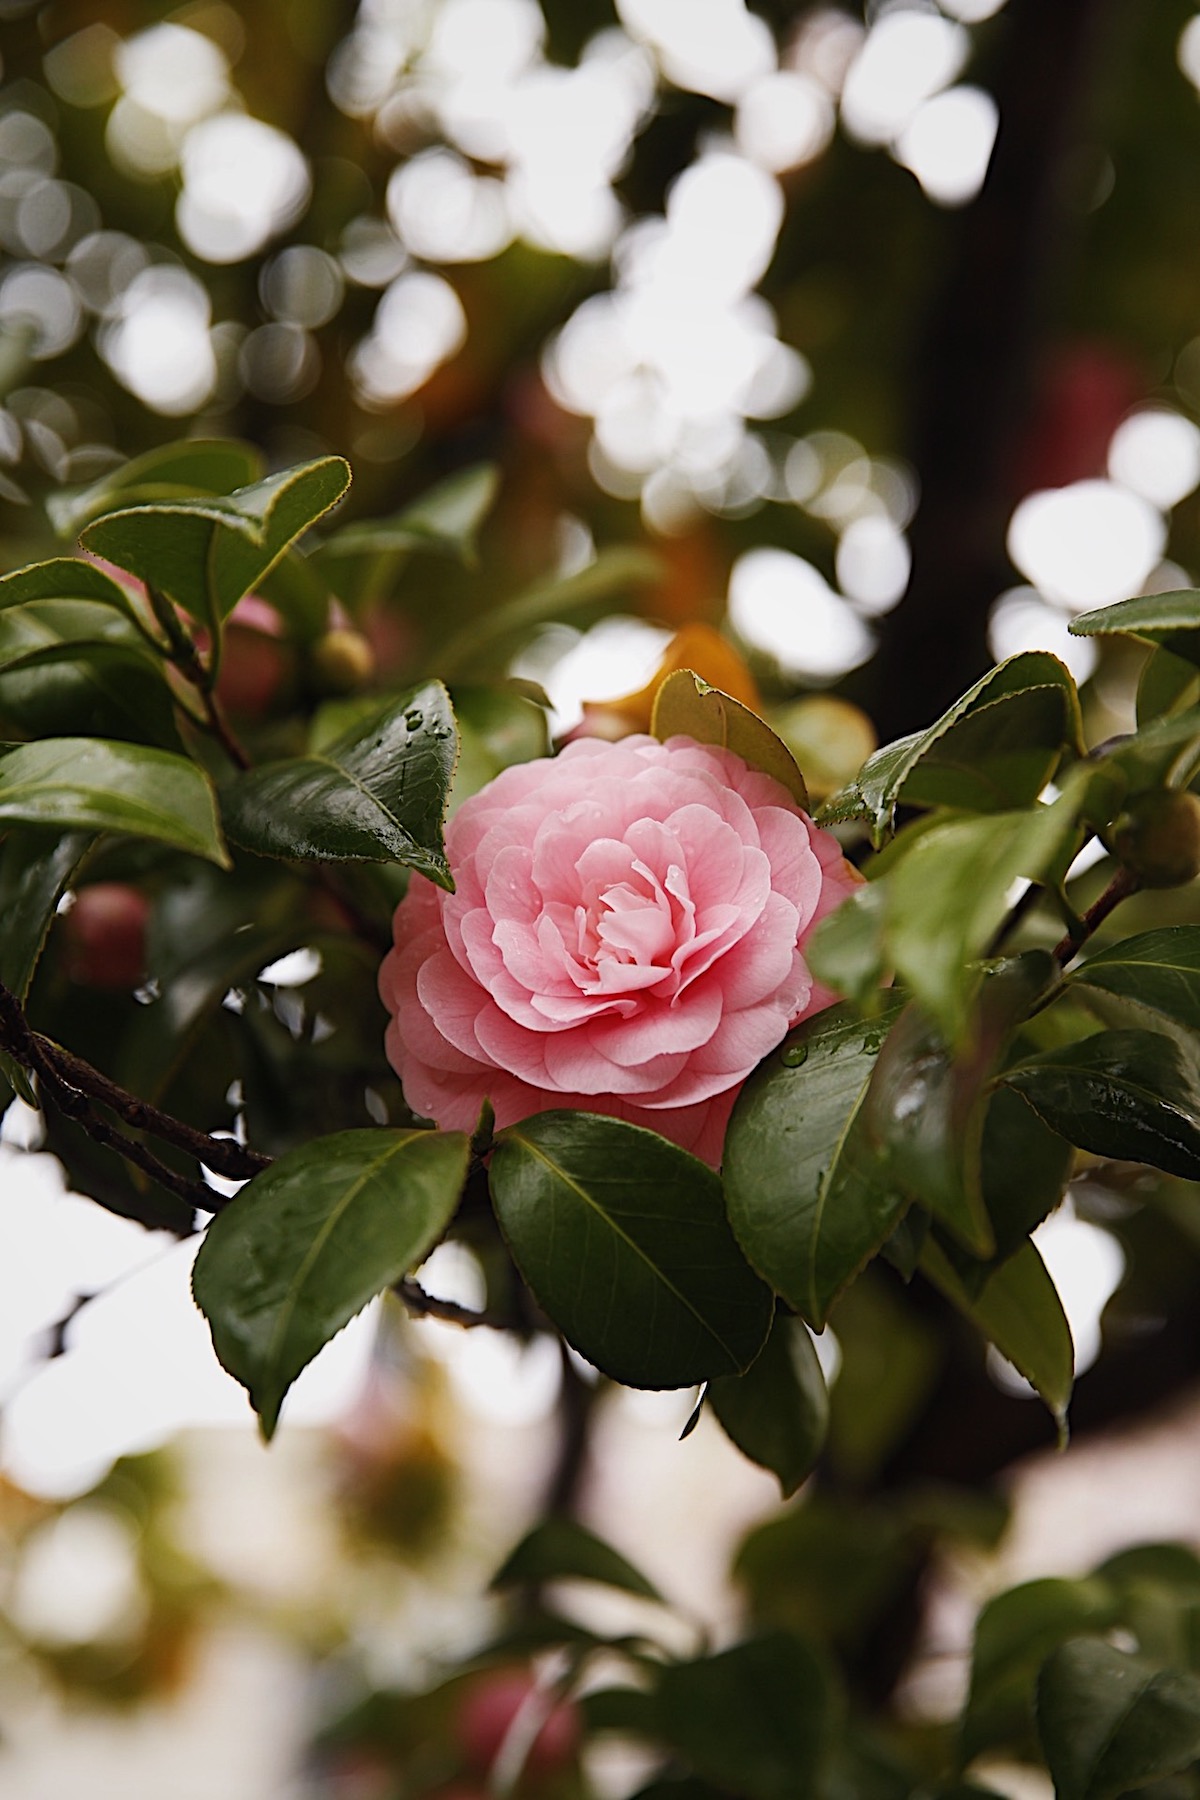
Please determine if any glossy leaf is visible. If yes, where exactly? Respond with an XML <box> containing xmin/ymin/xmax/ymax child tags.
<box><xmin>82</xmin><ymin>456</ymin><xmax>350</xmax><ymax>629</ymax></box>
<box><xmin>0</xmin><ymin>738</ymin><xmax>228</xmax><ymax>866</ymax></box>
<box><xmin>819</xmin><ymin>652</ymin><xmax>1081</xmax><ymax>842</ymax></box>
<box><xmin>0</xmin><ymin>825</ymin><xmax>92</xmax><ymax>1000</ymax></box>
<box><xmin>961</xmin><ymin>1577</ymin><xmax>1120</xmax><ymax>1765</ymax></box>
<box><xmin>47</xmin><ymin>438</ymin><xmax>264</xmax><ymax>538</ymax></box>
<box><xmin>651</xmin><ymin>669</ymin><xmax>808</xmax><ymax>806</ymax></box>
<box><xmin>221</xmin><ymin>681</ymin><xmax>457</xmax><ymax>886</ymax></box>
<box><xmin>656</xmin><ymin>1633</ymin><xmax>833</xmax><ymax>1800</ymax></box>
<box><xmin>1005</xmin><ymin>1028</ymin><xmax>1200</xmax><ymax>1181</ymax></box>
<box><xmin>979</xmin><ymin>1084</ymin><xmax>1075</xmax><ymax>1264</ymax></box>
<box><xmin>708</xmin><ymin>1312</ymin><xmax>829</xmax><ymax>1497</ymax></box>
<box><xmin>491</xmin><ymin>1518</ymin><xmax>663</xmax><ymax>1601</ymax></box>
<box><xmin>921</xmin><ymin>1237</ymin><xmax>1073</xmax><ymax>1431</ymax></box>
<box><xmin>489</xmin><ymin>1112</ymin><xmax>772</xmax><ymax>1389</ymax></box>
<box><xmin>864</xmin><ymin>953</ymin><xmax>1057</xmax><ymax>1256</ymax></box>
<box><xmin>435</xmin><ymin>546</ymin><xmax>663</xmax><ymax>677</ymax></box>
<box><xmin>799</xmin><ymin>880</ymin><xmax>890</xmax><ymax>1015</ymax></box>
<box><xmin>319</xmin><ymin>463</ymin><xmax>498</xmax><ymax>563</ymax></box>
<box><xmin>0</xmin><ymin>597</ymin><xmax>180</xmax><ymax>747</ymax></box>
<box><xmin>193</xmin><ymin>1127</ymin><xmax>469</xmax><ymax>1437</ymax></box>
<box><xmin>1037</xmin><ymin>1637</ymin><xmax>1200</xmax><ymax>1800</ymax></box>
<box><xmin>1069</xmin><ymin>927</ymin><xmax>1200</xmax><ymax>1036</ymax></box>
<box><xmin>724</xmin><ymin>999</ymin><xmax>907</xmax><ymax>1326</ymax></box>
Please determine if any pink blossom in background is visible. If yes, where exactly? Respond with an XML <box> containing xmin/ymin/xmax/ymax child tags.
<box><xmin>379</xmin><ymin>735</ymin><xmax>861</xmax><ymax>1166</ymax></box>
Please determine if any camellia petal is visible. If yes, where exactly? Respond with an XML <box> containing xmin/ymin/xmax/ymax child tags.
<box><xmin>379</xmin><ymin>733</ymin><xmax>861</xmax><ymax>1165</ymax></box>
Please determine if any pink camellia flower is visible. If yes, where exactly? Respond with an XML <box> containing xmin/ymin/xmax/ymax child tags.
<box><xmin>379</xmin><ymin>734</ymin><xmax>861</xmax><ymax>1166</ymax></box>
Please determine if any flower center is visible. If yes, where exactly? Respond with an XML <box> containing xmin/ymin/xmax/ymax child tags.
<box><xmin>570</xmin><ymin>856</ymin><xmax>692</xmax><ymax>996</ymax></box>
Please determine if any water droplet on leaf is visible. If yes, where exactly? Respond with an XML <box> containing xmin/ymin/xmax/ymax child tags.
<box><xmin>781</xmin><ymin>1043</ymin><xmax>808</xmax><ymax>1068</ymax></box>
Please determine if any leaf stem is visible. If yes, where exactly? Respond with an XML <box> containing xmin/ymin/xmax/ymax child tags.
<box><xmin>146</xmin><ymin>584</ymin><xmax>251</xmax><ymax>771</ymax></box>
<box><xmin>393</xmin><ymin>1277</ymin><xmax>509</xmax><ymax>1331</ymax></box>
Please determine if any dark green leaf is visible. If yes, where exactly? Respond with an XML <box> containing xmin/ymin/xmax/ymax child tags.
<box><xmin>1037</xmin><ymin>1637</ymin><xmax>1200</xmax><ymax>1800</ymax></box>
<box><xmin>491</xmin><ymin>1518</ymin><xmax>663</xmax><ymax>1601</ymax></box>
<box><xmin>961</xmin><ymin>1577</ymin><xmax>1120</xmax><ymax>1765</ymax></box>
<box><xmin>921</xmin><ymin>1237</ymin><xmax>1073</xmax><ymax>1431</ymax></box>
<box><xmin>1070</xmin><ymin>928</ymin><xmax>1200</xmax><ymax>1036</ymax></box>
<box><xmin>650</xmin><ymin>669</ymin><xmax>808</xmax><ymax>807</ymax></box>
<box><xmin>708</xmin><ymin>1311</ymin><xmax>829</xmax><ymax>1497</ymax></box>
<box><xmin>47</xmin><ymin>439</ymin><xmax>264</xmax><ymax>538</ymax></box>
<box><xmin>82</xmin><ymin>457</ymin><xmax>350</xmax><ymax>630</ymax></box>
<box><xmin>193</xmin><ymin>1127</ymin><xmax>469</xmax><ymax>1437</ymax></box>
<box><xmin>319</xmin><ymin>463</ymin><xmax>498</xmax><ymax>563</ymax></box>
<box><xmin>489</xmin><ymin>1111</ymin><xmax>772</xmax><ymax>1389</ymax></box>
<box><xmin>0</xmin><ymin>738</ymin><xmax>228</xmax><ymax>866</ymax></box>
<box><xmin>221</xmin><ymin>681</ymin><xmax>457</xmax><ymax>886</ymax></box>
<box><xmin>435</xmin><ymin>546</ymin><xmax>663</xmax><ymax>677</ymax></box>
<box><xmin>656</xmin><ymin>1633</ymin><xmax>834</xmax><ymax>1800</ymax></box>
<box><xmin>0</xmin><ymin>598</ymin><xmax>180</xmax><ymax>748</ymax></box>
<box><xmin>861</xmin><ymin>955</ymin><xmax>1055</xmax><ymax>1257</ymax></box>
<box><xmin>724</xmin><ymin>999</ymin><xmax>907</xmax><ymax>1327</ymax></box>
<box><xmin>1005</xmin><ymin>1028</ymin><xmax>1200</xmax><ymax>1181</ymax></box>
<box><xmin>0</xmin><ymin>825</ymin><xmax>92</xmax><ymax>1000</ymax></box>
<box><xmin>979</xmin><ymin>1084</ymin><xmax>1074</xmax><ymax>1264</ymax></box>
<box><xmin>800</xmin><ymin>880</ymin><xmax>890</xmax><ymax>1015</ymax></box>
<box><xmin>818</xmin><ymin>653</ymin><xmax>1082</xmax><ymax>842</ymax></box>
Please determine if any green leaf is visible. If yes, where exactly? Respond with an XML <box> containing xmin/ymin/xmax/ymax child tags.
<box><xmin>47</xmin><ymin>439</ymin><xmax>264</xmax><ymax>538</ymax></box>
<box><xmin>656</xmin><ymin>1633</ymin><xmax>834</xmax><ymax>1800</ymax></box>
<box><xmin>81</xmin><ymin>457</ymin><xmax>351</xmax><ymax>630</ymax></box>
<box><xmin>723</xmin><ymin>998</ymin><xmax>907</xmax><ymax>1327</ymax></box>
<box><xmin>651</xmin><ymin>669</ymin><xmax>808</xmax><ymax>807</ymax></box>
<box><xmin>1071</xmin><ymin>589</ymin><xmax>1200</xmax><ymax>661</ymax></box>
<box><xmin>489</xmin><ymin>1111</ymin><xmax>772</xmax><ymax>1389</ymax></box>
<box><xmin>979</xmin><ymin>1084</ymin><xmax>1075</xmax><ymax>1264</ymax></box>
<box><xmin>961</xmin><ymin>1577</ymin><xmax>1120</xmax><ymax>1765</ymax></box>
<box><xmin>0</xmin><ymin>826</ymin><xmax>92</xmax><ymax>1000</ymax></box>
<box><xmin>0</xmin><ymin>557</ymin><xmax>142</xmax><ymax>620</ymax></box>
<box><xmin>0</xmin><ymin>598</ymin><xmax>180</xmax><ymax>748</ymax></box>
<box><xmin>818</xmin><ymin>653</ymin><xmax>1082</xmax><ymax>843</ymax></box>
<box><xmin>708</xmin><ymin>1311</ymin><xmax>829</xmax><ymax>1498</ymax></box>
<box><xmin>192</xmin><ymin>1127</ymin><xmax>469</xmax><ymax>1437</ymax></box>
<box><xmin>1037</xmin><ymin>1637</ymin><xmax>1200</xmax><ymax>1800</ymax></box>
<box><xmin>799</xmin><ymin>880</ymin><xmax>890</xmax><ymax>1015</ymax></box>
<box><xmin>812</xmin><ymin>789</ymin><xmax>1085</xmax><ymax>1045</ymax></box>
<box><xmin>221</xmin><ymin>681</ymin><xmax>457</xmax><ymax>886</ymax></box>
<box><xmin>921</xmin><ymin>1236</ymin><xmax>1073</xmax><ymax>1431</ymax></box>
<box><xmin>1070</xmin><ymin>927</ymin><xmax>1200</xmax><ymax>1036</ymax></box>
<box><xmin>319</xmin><ymin>463</ymin><xmax>499</xmax><ymax>563</ymax></box>
<box><xmin>1138</xmin><ymin>646</ymin><xmax>1200</xmax><ymax>727</ymax></box>
<box><xmin>863</xmin><ymin>953</ymin><xmax>1057</xmax><ymax>1257</ymax></box>
<box><xmin>0</xmin><ymin>739</ymin><xmax>229</xmax><ymax>867</ymax></box>
<box><xmin>1005</xmin><ymin>1028</ymin><xmax>1200</xmax><ymax>1181</ymax></box>
<box><xmin>435</xmin><ymin>546</ymin><xmax>663</xmax><ymax>678</ymax></box>
<box><xmin>491</xmin><ymin>1518</ymin><xmax>663</xmax><ymax>1601</ymax></box>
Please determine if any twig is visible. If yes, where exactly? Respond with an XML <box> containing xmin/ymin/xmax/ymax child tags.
<box><xmin>146</xmin><ymin>583</ymin><xmax>251</xmax><ymax>771</ymax></box>
<box><xmin>1051</xmin><ymin>864</ymin><xmax>1139</xmax><ymax>966</ymax></box>
<box><xmin>394</xmin><ymin>1276</ymin><xmax>509</xmax><ymax>1331</ymax></box>
<box><xmin>0</xmin><ymin>979</ymin><xmax>269</xmax><ymax>1206</ymax></box>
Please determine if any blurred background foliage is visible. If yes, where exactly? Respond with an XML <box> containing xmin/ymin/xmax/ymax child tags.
<box><xmin>8</xmin><ymin>0</ymin><xmax>1200</xmax><ymax>1795</ymax></box>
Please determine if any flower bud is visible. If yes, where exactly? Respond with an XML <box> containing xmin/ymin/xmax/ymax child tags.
<box><xmin>310</xmin><ymin>627</ymin><xmax>376</xmax><ymax>694</ymax></box>
<box><xmin>61</xmin><ymin>884</ymin><xmax>151</xmax><ymax>989</ymax></box>
<box><xmin>1113</xmin><ymin>788</ymin><xmax>1200</xmax><ymax>888</ymax></box>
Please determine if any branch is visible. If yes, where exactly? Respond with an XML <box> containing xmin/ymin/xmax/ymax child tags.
<box><xmin>0</xmin><ymin>979</ymin><xmax>270</xmax><ymax>1203</ymax></box>
<box><xmin>394</xmin><ymin>1277</ymin><xmax>510</xmax><ymax>1331</ymax></box>
<box><xmin>1052</xmin><ymin>864</ymin><xmax>1139</xmax><ymax>965</ymax></box>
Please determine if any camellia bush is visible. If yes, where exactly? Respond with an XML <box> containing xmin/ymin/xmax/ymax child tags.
<box><xmin>8</xmin><ymin>441</ymin><xmax>1200</xmax><ymax>1795</ymax></box>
